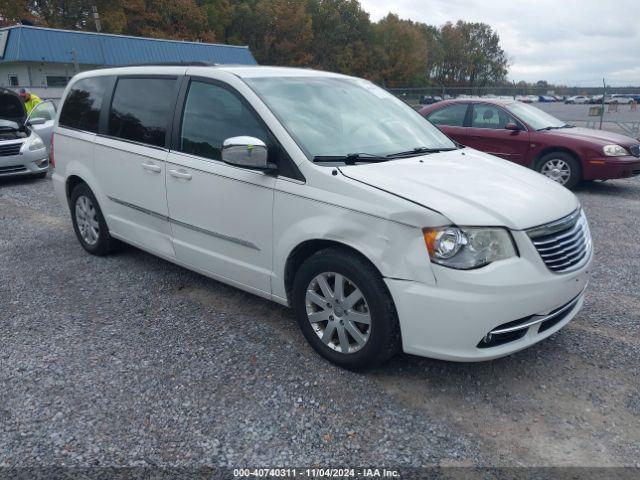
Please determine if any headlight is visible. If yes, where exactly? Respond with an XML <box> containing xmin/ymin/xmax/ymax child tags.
<box><xmin>422</xmin><ymin>226</ymin><xmax>517</xmax><ymax>269</ymax></box>
<box><xmin>26</xmin><ymin>134</ymin><xmax>45</xmax><ymax>151</ymax></box>
<box><xmin>602</xmin><ymin>144</ymin><xmax>628</xmax><ymax>156</ymax></box>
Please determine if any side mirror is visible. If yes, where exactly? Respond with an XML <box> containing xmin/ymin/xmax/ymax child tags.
<box><xmin>221</xmin><ymin>136</ymin><xmax>276</xmax><ymax>172</ymax></box>
<box><xmin>25</xmin><ymin>100</ymin><xmax>56</xmax><ymax>126</ymax></box>
<box><xmin>505</xmin><ymin>122</ymin><xmax>520</xmax><ymax>131</ymax></box>
<box><xmin>27</xmin><ymin>117</ymin><xmax>46</xmax><ymax>126</ymax></box>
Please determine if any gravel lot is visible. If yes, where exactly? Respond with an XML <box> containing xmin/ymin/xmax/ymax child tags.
<box><xmin>0</xmin><ymin>173</ymin><xmax>639</xmax><ymax>470</ymax></box>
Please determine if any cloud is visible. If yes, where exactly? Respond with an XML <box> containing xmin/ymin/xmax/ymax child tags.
<box><xmin>360</xmin><ymin>0</ymin><xmax>640</xmax><ymax>86</ymax></box>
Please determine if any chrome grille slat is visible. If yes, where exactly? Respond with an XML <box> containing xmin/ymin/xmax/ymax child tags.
<box><xmin>0</xmin><ymin>142</ymin><xmax>23</xmax><ymax>156</ymax></box>
<box><xmin>532</xmin><ymin>218</ymin><xmax>583</xmax><ymax>245</ymax></box>
<box><xmin>527</xmin><ymin>210</ymin><xmax>592</xmax><ymax>273</ymax></box>
<box><xmin>535</xmin><ymin>228</ymin><xmax>588</xmax><ymax>252</ymax></box>
<box><xmin>538</xmin><ymin>231</ymin><xmax>587</xmax><ymax>258</ymax></box>
<box><xmin>540</xmin><ymin>242</ymin><xmax>586</xmax><ymax>261</ymax></box>
<box><xmin>545</xmin><ymin>248</ymin><xmax>588</xmax><ymax>269</ymax></box>
<box><xmin>554</xmin><ymin>253</ymin><xmax>589</xmax><ymax>272</ymax></box>
<box><xmin>542</xmin><ymin>244</ymin><xmax>588</xmax><ymax>265</ymax></box>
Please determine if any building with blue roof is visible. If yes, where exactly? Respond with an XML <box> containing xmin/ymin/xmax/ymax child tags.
<box><xmin>0</xmin><ymin>25</ymin><xmax>257</xmax><ymax>99</ymax></box>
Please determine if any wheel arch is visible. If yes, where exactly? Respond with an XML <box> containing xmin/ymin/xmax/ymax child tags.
<box><xmin>65</xmin><ymin>175</ymin><xmax>87</xmax><ymax>205</ymax></box>
<box><xmin>532</xmin><ymin>147</ymin><xmax>581</xmax><ymax>169</ymax></box>
<box><xmin>284</xmin><ymin>239</ymin><xmax>386</xmax><ymax>305</ymax></box>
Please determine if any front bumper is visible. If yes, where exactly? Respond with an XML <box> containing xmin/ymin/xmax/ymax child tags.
<box><xmin>0</xmin><ymin>147</ymin><xmax>49</xmax><ymax>177</ymax></box>
<box><xmin>387</xmin><ymin>230</ymin><xmax>592</xmax><ymax>361</ymax></box>
<box><xmin>583</xmin><ymin>156</ymin><xmax>640</xmax><ymax>180</ymax></box>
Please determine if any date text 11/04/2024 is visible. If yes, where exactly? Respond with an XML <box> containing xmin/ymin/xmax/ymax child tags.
<box><xmin>233</xmin><ymin>468</ymin><xmax>400</xmax><ymax>477</ymax></box>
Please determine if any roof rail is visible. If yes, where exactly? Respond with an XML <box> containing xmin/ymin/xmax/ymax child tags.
<box><xmin>118</xmin><ymin>61</ymin><xmax>219</xmax><ymax>67</ymax></box>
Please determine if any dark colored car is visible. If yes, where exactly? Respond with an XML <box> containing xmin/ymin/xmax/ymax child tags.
<box><xmin>419</xmin><ymin>99</ymin><xmax>640</xmax><ymax>189</ymax></box>
<box><xmin>419</xmin><ymin>95</ymin><xmax>442</xmax><ymax>105</ymax></box>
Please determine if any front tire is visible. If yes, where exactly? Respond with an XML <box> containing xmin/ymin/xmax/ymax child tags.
<box><xmin>70</xmin><ymin>183</ymin><xmax>119</xmax><ymax>255</ymax></box>
<box><xmin>536</xmin><ymin>152</ymin><xmax>581</xmax><ymax>189</ymax></box>
<box><xmin>291</xmin><ymin>248</ymin><xmax>400</xmax><ymax>370</ymax></box>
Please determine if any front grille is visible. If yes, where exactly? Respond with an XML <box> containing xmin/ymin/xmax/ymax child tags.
<box><xmin>0</xmin><ymin>142</ymin><xmax>23</xmax><ymax>157</ymax></box>
<box><xmin>0</xmin><ymin>165</ymin><xmax>28</xmax><ymax>174</ymax></box>
<box><xmin>630</xmin><ymin>144</ymin><xmax>639</xmax><ymax>157</ymax></box>
<box><xmin>527</xmin><ymin>209</ymin><xmax>592</xmax><ymax>273</ymax></box>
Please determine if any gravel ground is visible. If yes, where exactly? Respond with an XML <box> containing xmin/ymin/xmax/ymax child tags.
<box><xmin>0</xmin><ymin>173</ymin><xmax>639</xmax><ymax>470</ymax></box>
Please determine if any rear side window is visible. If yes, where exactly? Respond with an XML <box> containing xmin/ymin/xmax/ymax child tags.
<box><xmin>471</xmin><ymin>104</ymin><xmax>516</xmax><ymax>130</ymax></box>
<box><xmin>59</xmin><ymin>76</ymin><xmax>111</xmax><ymax>133</ymax></box>
<box><xmin>427</xmin><ymin>104</ymin><xmax>468</xmax><ymax>127</ymax></box>
<box><xmin>179</xmin><ymin>80</ymin><xmax>268</xmax><ymax>161</ymax></box>
<box><xmin>108</xmin><ymin>77</ymin><xmax>176</xmax><ymax>148</ymax></box>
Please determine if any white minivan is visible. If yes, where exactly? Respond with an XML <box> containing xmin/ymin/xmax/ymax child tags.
<box><xmin>52</xmin><ymin>65</ymin><xmax>592</xmax><ymax>369</ymax></box>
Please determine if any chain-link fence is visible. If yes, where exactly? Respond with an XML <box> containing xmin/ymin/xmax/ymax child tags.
<box><xmin>387</xmin><ymin>86</ymin><xmax>640</xmax><ymax>108</ymax></box>
<box><xmin>388</xmin><ymin>86</ymin><xmax>640</xmax><ymax>138</ymax></box>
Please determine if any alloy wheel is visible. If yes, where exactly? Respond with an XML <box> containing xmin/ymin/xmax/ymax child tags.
<box><xmin>541</xmin><ymin>159</ymin><xmax>571</xmax><ymax>185</ymax></box>
<box><xmin>75</xmin><ymin>195</ymin><xmax>100</xmax><ymax>245</ymax></box>
<box><xmin>305</xmin><ymin>272</ymin><xmax>371</xmax><ymax>354</ymax></box>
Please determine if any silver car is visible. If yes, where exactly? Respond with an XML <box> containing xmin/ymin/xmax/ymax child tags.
<box><xmin>0</xmin><ymin>87</ymin><xmax>55</xmax><ymax>179</ymax></box>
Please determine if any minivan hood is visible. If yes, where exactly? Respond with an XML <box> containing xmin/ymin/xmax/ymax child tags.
<box><xmin>339</xmin><ymin>148</ymin><xmax>579</xmax><ymax>230</ymax></box>
<box><xmin>0</xmin><ymin>88</ymin><xmax>27</xmax><ymax>125</ymax></box>
<box><xmin>543</xmin><ymin>126</ymin><xmax>638</xmax><ymax>146</ymax></box>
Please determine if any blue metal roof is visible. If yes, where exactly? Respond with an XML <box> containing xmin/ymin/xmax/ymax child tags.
<box><xmin>0</xmin><ymin>25</ymin><xmax>257</xmax><ymax>66</ymax></box>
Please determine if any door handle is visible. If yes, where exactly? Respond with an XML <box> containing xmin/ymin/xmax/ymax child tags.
<box><xmin>169</xmin><ymin>169</ymin><xmax>192</xmax><ymax>180</ymax></box>
<box><xmin>142</xmin><ymin>162</ymin><xmax>162</xmax><ymax>173</ymax></box>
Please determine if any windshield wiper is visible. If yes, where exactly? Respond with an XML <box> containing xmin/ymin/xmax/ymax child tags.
<box><xmin>312</xmin><ymin>153</ymin><xmax>388</xmax><ymax>165</ymax></box>
<box><xmin>313</xmin><ymin>146</ymin><xmax>458</xmax><ymax>165</ymax></box>
<box><xmin>385</xmin><ymin>146</ymin><xmax>458</xmax><ymax>158</ymax></box>
<box><xmin>537</xmin><ymin>125</ymin><xmax>572</xmax><ymax>131</ymax></box>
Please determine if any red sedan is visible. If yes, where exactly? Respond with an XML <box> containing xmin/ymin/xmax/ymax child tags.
<box><xmin>419</xmin><ymin>99</ymin><xmax>640</xmax><ymax>189</ymax></box>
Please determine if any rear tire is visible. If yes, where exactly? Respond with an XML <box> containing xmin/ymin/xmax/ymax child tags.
<box><xmin>70</xmin><ymin>183</ymin><xmax>119</xmax><ymax>256</ymax></box>
<box><xmin>291</xmin><ymin>248</ymin><xmax>401</xmax><ymax>370</ymax></box>
<box><xmin>536</xmin><ymin>152</ymin><xmax>581</xmax><ymax>190</ymax></box>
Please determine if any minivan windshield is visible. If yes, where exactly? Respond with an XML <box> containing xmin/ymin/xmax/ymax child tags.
<box><xmin>245</xmin><ymin>76</ymin><xmax>457</xmax><ymax>162</ymax></box>
<box><xmin>507</xmin><ymin>102</ymin><xmax>567</xmax><ymax>130</ymax></box>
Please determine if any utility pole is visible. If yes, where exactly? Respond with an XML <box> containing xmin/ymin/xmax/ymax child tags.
<box><xmin>599</xmin><ymin>77</ymin><xmax>605</xmax><ymax>130</ymax></box>
<box><xmin>70</xmin><ymin>49</ymin><xmax>79</xmax><ymax>73</ymax></box>
<box><xmin>92</xmin><ymin>6</ymin><xmax>102</xmax><ymax>32</ymax></box>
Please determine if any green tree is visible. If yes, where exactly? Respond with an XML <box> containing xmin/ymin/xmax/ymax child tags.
<box><xmin>307</xmin><ymin>0</ymin><xmax>375</xmax><ymax>77</ymax></box>
<box><xmin>372</xmin><ymin>13</ymin><xmax>428</xmax><ymax>87</ymax></box>
<box><xmin>0</xmin><ymin>0</ymin><xmax>34</xmax><ymax>26</ymax></box>
<box><xmin>95</xmin><ymin>0</ymin><xmax>212</xmax><ymax>41</ymax></box>
<box><xmin>249</xmin><ymin>0</ymin><xmax>314</xmax><ymax>66</ymax></box>
<box><xmin>429</xmin><ymin>20</ymin><xmax>508</xmax><ymax>89</ymax></box>
<box><xmin>22</xmin><ymin>0</ymin><xmax>92</xmax><ymax>29</ymax></box>
<box><xmin>197</xmin><ymin>0</ymin><xmax>234</xmax><ymax>41</ymax></box>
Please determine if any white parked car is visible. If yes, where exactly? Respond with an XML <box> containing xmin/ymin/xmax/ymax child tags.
<box><xmin>608</xmin><ymin>94</ymin><xmax>634</xmax><ymax>104</ymax></box>
<box><xmin>564</xmin><ymin>95</ymin><xmax>589</xmax><ymax>104</ymax></box>
<box><xmin>0</xmin><ymin>87</ymin><xmax>56</xmax><ymax>178</ymax></box>
<box><xmin>52</xmin><ymin>66</ymin><xmax>592</xmax><ymax>369</ymax></box>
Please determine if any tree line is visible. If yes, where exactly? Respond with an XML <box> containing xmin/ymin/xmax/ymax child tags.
<box><xmin>0</xmin><ymin>0</ymin><xmax>510</xmax><ymax>88</ymax></box>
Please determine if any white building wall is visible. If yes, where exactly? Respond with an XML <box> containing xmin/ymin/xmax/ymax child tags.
<box><xmin>0</xmin><ymin>62</ymin><xmax>100</xmax><ymax>101</ymax></box>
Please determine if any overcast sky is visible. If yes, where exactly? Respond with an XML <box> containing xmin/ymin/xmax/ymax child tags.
<box><xmin>360</xmin><ymin>0</ymin><xmax>639</xmax><ymax>86</ymax></box>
